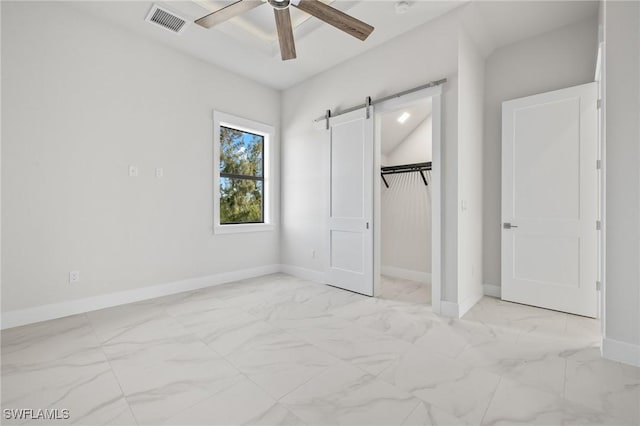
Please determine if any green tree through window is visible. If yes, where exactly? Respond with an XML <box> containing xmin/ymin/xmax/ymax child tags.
<box><xmin>219</xmin><ymin>126</ymin><xmax>264</xmax><ymax>224</ymax></box>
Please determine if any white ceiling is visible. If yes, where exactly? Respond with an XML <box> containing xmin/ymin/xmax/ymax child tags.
<box><xmin>381</xmin><ymin>101</ymin><xmax>432</xmax><ymax>156</ymax></box>
<box><xmin>68</xmin><ymin>0</ymin><xmax>465</xmax><ymax>90</ymax></box>
<box><xmin>189</xmin><ymin>0</ymin><xmax>344</xmax><ymax>47</ymax></box>
<box><xmin>67</xmin><ymin>1</ymin><xmax>599</xmax><ymax>90</ymax></box>
<box><xmin>464</xmin><ymin>0</ymin><xmax>599</xmax><ymax>56</ymax></box>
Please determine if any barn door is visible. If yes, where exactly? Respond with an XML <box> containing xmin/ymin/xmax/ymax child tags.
<box><xmin>326</xmin><ymin>107</ymin><xmax>374</xmax><ymax>296</ymax></box>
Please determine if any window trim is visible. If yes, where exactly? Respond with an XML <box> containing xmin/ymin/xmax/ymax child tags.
<box><xmin>213</xmin><ymin>111</ymin><xmax>275</xmax><ymax>235</ymax></box>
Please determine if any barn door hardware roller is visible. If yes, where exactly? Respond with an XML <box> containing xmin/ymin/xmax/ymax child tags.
<box><xmin>313</xmin><ymin>78</ymin><xmax>447</xmax><ymax>124</ymax></box>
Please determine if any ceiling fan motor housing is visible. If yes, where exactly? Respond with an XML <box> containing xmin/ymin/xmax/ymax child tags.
<box><xmin>268</xmin><ymin>0</ymin><xmax>291</xmax><ymax>10</ymax></box>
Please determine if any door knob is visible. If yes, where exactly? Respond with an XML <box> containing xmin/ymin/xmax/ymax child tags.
<box><xmin>503</xmin><ymin>223</ymin><xmax>518</xmax><ymax>229</ymax></box>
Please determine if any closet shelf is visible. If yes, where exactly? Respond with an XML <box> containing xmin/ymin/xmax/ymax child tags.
<box><xmin>381</xmin><ymin>162</ymin><xmax>432</xmax><ymax>188</ymax></box>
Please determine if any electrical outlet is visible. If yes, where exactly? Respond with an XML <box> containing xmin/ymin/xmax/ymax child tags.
<box><xmin>129</xmin><ymin>165</ymin><xmax>139</xmax><ymax>177</ymax></box>
<box><xmin>311</xmin><ymin>249</ymin><xmax>316</xmax><ymax>259</ymax></box>
<box><xmin>69</xmin><ymin>271</ymin><xmax>80</xmax><ymax>284</ymax></box>
<box><xmin>155</xmin><ymin>167</ymin><xmax>164</xmax><ymax>178</ymax></box>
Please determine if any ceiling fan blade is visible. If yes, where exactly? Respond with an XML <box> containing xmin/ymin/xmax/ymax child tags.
<box><xmin>292</xmin><ymin>0</ymin><xmax>374</xmax><ymax>41</ymax></box>
<box><xmin>274</xmin><ymin>8</ymin><xmax>297</xmax><ymax>60</ymax></box>
<box><xmin>195</xmin><ymin>0</ymin><xmax>263</xmax><ymax>28</ymax></box>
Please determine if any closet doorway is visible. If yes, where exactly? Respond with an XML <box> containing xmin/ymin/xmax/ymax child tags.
<box><xmin>373</xmin><ymin>86</ymin><xmax>442</xmax><ymax>312</ymax></box>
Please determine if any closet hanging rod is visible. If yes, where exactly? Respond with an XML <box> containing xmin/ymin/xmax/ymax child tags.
<box><xmin>381</xmin><ymin>162</ymin><xmax>431</xmax><ymax>174</ymax></box>
<box><xmin>313</xmin><ymin>78</ymin><xmax>447</xmax><ymax>124</ymax></box>
<box><xmin>381</xmin><ymin>162</ymin><xmax>431</xmax><ymax>189</ymax></box>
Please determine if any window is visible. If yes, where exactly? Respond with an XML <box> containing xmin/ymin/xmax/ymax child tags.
<box><xmin>219</xmin><ymin>126</ymin><xmax>264</xmax><ymax>224</ymax></box>
<box><xmin>213</xmin><ymin>111</ymin><xmax>274</xmax><ymax>234</ymax></box>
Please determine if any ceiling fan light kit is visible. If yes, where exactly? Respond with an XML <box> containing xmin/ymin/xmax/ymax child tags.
<box><xmin>195</xmin><ymin>0</ymin><xmax>375</xmax><ymax>61</ymax></box>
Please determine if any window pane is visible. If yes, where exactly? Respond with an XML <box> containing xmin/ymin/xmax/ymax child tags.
<box><xmin>220</xmin><ymin>126</ymin><xmax>263</xmax><ymax>177</ymax></box>
<box><xmin>220</xmin><ymin>177</ymin><xmax>263</xmax><ymax>224</ymax></box>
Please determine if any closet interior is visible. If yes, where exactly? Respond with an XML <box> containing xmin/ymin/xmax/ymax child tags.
<box><xmin>379</xmin><ymin>99</ymin><xmax>433</xmax><ymax>305</ymax></box>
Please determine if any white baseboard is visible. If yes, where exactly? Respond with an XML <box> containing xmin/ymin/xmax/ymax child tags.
<box><xmin>279</xmin><ymin>264</ymin><xmax>325</xmax><ymax>283</ymax></box>
<box><xmin>602</xmin><ymin>337</ymin><xmax>640</xmax><ymax>367</ymax></box>
<box><xmin>439</xmin><ymin>285</ymin><xmax>484</xmax><ymax>319</ymax></box>
<box><xmin>483</xmin><ymin>283</ymin><xmax>501</xmax><ymax>298</ymax></box>
<box><xmin>440</xmin><ymin>301</ymin><xmax>459</xmax><ymax>318</ymax></box>
<box><xmin>381</xmin><ymin>266</ymin><xmax>431</xmax><ymax>284</ymax></box>
<box><xmin>458</xmin><ymin>285</ymin><xmax>484</xmax><ymax>318</ymax></box>
<box><xmin>1</xmin><ymin>264</ymin><xmax>280</xmax><ymax>330</ymax></box>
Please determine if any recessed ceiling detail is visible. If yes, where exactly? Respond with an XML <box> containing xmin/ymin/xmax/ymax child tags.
<box><xmin>66</xmin><ymin>1</ymin><xmax>488</xmax><ymax>88</ymax></box>
<box><xmin>192</xmin><ymin>0</ymin><xmax>340</xmax><ymax>43</ymax></box>
<box><xmin>194</xmin><ymin>0</ymin><xmax>374</xmax><ymax>61</ymax></box>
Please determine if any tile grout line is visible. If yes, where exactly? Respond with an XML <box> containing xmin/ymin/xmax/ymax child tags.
<box><xmin>561</xmin><ymin>355</ymin><xmax>568</xmax><ymax>400</ymax></box>
<box><xmin>155</xmin><ymin>369</ymin><xmax>272</xmax><ymax>425</ymax></box>
<box><xmin>3</xmin><ymin>276</ymin><xmax>616</xmax><ymax>426</ymax></box>
<box><xmin>83</xmin><ymin>312</ymin><xmax>140</xmax><ymax>426</ymax></box>
<box><xmin>397</xmin><ymin>398</ymin><xmax>423</xmax><ymax>426</ymax></box>
<box><xmin>104</xmin><ymin>296</ymin><xmax>273</xmax><ymax>425</ymax></box>
<box><xmin>478</xmin><ymin>376</ymin><xmax>502</xmax><ymax>426</ymax></box>
<box><xmin>215</xmin><ymin>303</ymin><xmax>351</xmax><ymax>404</ymax></box>
<box><xmin>266</xmin><ymin>302</ymin><xmax>412</xmax><ymax>382</ymax></box>
<box><xmin>154</xmin><ymin>295</ymin><xmax>281</xmax><ymax>423</ymax></box>
<box><xmin>170</xmin><ymin>278</ymin><xmax>336</xmax><ymax>414</ymax></box>
<box><xmin>185</xmin><ymin>276</ymin><xmax>417</xmax><ymax>411</ymax></box>
<box><xmin>240</xmin><ymin>285</ymin><xmax>442</xmax><ymax>416</ymax></box>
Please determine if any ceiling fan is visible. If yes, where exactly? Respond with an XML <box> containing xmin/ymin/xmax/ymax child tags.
<box><xmin>195</xmin><ymin>0</ymin><xmax>375</xmax><ymax>61</ymax></box>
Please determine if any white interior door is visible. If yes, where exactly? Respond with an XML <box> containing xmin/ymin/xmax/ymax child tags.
<box><xmin>502</xmin><ymin>82</ymin><xmax>598</xmax><ymax>317</ymax></box>
<box><xmin>327</xmin><ymin>107</ymin><xmax>374</xmax><ymax>296</ymax></box>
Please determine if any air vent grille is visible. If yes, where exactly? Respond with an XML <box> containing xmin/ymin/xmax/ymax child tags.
<box><xmin>145</xmin><ymin>5</ymin><xmax>189</xmax><ymax>34</ymax></box>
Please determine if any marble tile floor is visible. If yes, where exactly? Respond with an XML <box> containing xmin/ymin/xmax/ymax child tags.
<box><xmin>1</xmin><ymin>273</ymin><xmax>638</xmax><ymax>425</ymax></box>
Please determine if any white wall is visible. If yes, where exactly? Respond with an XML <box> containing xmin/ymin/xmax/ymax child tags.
<box><xmin>0</xmin><ymin>1</ymin><xmax>3</xmax><ymax>314</ymax></box>
<box><xmin>386</xmin><ymin>116</ymin><xmax>432</xmax><ymax>166</ymax></box>
<box><xmin>482</xmin><ymin>17</ymin><xmax>598</xmax><ymax>289</ymax></box>
<box><xmin>381</xmin><ymin>173</ymin><xmax>432</xmax><ymax>281</ymax></box>
<box><xmin>456</xmin><ymin>28</ymin><xmax>485</xmax><ymax>313</ymax></box>
<box><xmin>382</xmin><ymin>116</ymin><xmax>432</xmax><ymax>279</ymax></box>
<box><xmin>280</xmin><ymin>9</ymin><xmax>461</xmax><ymax>306</ymax></box>
<box><xmin>1</xmin><ymin>2</ymin><xmax>281</xmax><ymax>312</ymax></box>
<box><xmin>602</xmin><ymin>0</ymin><xmax>640</xmax><ymax>365</ymax></box>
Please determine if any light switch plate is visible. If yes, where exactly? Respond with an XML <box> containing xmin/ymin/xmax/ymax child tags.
<box><xmin>129</xmin><ymin>166</ymin><xmax>139</xmax><ymax>177</ymax></box>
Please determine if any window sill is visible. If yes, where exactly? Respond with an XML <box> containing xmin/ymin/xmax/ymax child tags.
<box><xmin>214</xmin><ymin>223</ymin><xmax>275</xmax><ymax>235</ymax></box>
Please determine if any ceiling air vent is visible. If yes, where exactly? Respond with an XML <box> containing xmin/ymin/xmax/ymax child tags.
<box><xmin>145</xmin><ymin>4</ymin><xmax>189</xmax><ymax>34</ymax></box>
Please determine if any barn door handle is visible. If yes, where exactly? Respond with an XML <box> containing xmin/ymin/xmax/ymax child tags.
<box><xmin>503</xmin><ymin>223</ymin><xmax>518</xmax><ymax>229</ymax></box>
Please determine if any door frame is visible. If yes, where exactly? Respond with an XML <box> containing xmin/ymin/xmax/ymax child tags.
<box><xmin>595</xmin><ymin>41</ymin><xmax>605</xmax><ymax>327</ymax></box>
<box><xmin>500</xmin><ymin>82</ymin><xmax>599</xmax><ymax>318</ymax></box>
<box><xmin>373</xmin><ymin>85</ymin><xmax>443</xmax><ymax>313</ymax></box>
